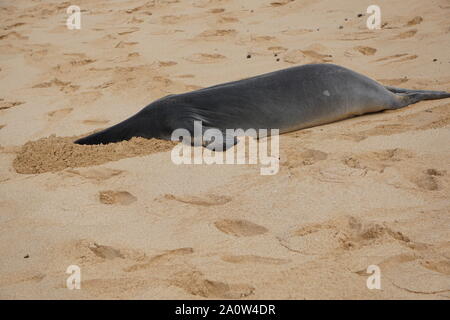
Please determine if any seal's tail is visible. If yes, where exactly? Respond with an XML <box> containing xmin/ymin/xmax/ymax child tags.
<box><xmin>385</xmin><ymin>86</ymin><xmax>450</xmax><ymax>108</ymax></box>
<box><xmin>74</xmin><ymin>115</ymin><xmax>144</xmax><ymax>145</ymax></box>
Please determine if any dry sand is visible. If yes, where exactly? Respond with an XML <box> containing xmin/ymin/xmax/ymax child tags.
<box><xmin>0</xmin><ymin>0</ymin><xmax>449</xmax><ymax>299</ymax></box>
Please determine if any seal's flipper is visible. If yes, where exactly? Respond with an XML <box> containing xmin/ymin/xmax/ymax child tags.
<box><xmin>392</xmin><ymin>90</ymin><xmax>450</xmax><ymax>109</ymax></box>
<box><xmin>385</xmin><ymin>86</ymin><xmax>450</xmax><ymax>109</ymax></box>
<box><xmin>385</xmin><ymin>86</ymin><xmax>450</xmax><ymax>96</ymax></box>
<box><xmin>384</xmin><ymin>86</ymin><xmax>413</xmax><ymax>94</ymax></box>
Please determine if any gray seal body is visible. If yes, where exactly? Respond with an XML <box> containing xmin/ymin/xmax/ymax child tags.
<box><xmin>75</xmin><ymin>64</ymin><xmax>450</xmax><ymax>147</ymax></box>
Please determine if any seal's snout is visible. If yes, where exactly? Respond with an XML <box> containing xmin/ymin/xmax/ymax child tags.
<box><xmin>74</xmin><ymin>124</ymin><xmax>128</xmax><ymax>145</ymax></box>
<box><xmin>74</xmin><ymin>136</ymin><xmax>93</xmax><ymax>145</ymax></box>
<box><xmin>74</xmin><ymin>132</ymin><xmax>107</xmax><ymax>145</ymax></box>
<box><xmin>73</xmin><ymin>115</ymin><xmax>147</xmax><ymax>145</ymax></box>
<box><xmin>74</xmin><ymin>137</ymin><xmax>85</xmax><ymax>145</ymax></box>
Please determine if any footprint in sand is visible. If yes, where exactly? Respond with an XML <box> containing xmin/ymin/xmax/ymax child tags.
<box><xmin>64</xmin><ymin>168</ymin><xmax>124</xmax><ymax>181</ymax></box>
<box><xmin>89</xmin><ymin>66</ymin><xmax>113</xmax><ymax>72</ymax></box>
<box><xmin>128</xmin><ymin>52</ymin><xmax>140</xmax><ymax>58</ymax></box>
<box><xmin>357</xmin><ymin>124</ymin><xmax>412</xmax><ymax>137</ymax></box>
<box><xmin>250</xmin><ymin>35</ymin><xmax>277</xmax><ymax>43</ymax></box>
<box><xmin>375</xmin><ymin>53</ymin><xmax>417</xmax><ymax>64</ymax></box>
<box><xmin>377</xmin><ymin>77</ymin><xmax>409</xmax><ymax>86</ymax></box>
<box><xmin>124</xmin><ymin>247</ymin><xmax>194</xmax><ymax>272</ymax></box>
<box><xmin>406</xmin><ymin>16</ymin><xmax>423</xmax><ymax>26</ymax></box>
<box><xmin>185</xmin><ymin>84</ymin><xmax>204</xmax><ymax>91</ymax></box>
<box><xmin>176</xmin><ymin>74</ymin><xmax>196</xmax><ymax>79</ymax></box>
<box><xmin>411</xmin><ymin>171</ymin><xmax>440</xmax><ymax>191</ymax></box>
<box><xmin>164</xmin><ymin>194</ymin><xmax>231</xmax><ymax>206</ymax></box>
<box><xmin>338</xmin><ymin>31</ymin><xmax>377</xmax><ymax>41</ymax></box>
<box><xmin>214</xmin><ymin>219</ymin><xmax>268</xmax><ymax>237</ymax></box>
<box><xmin>386</xmin><ymin>55</ymin><xmax>418</xmax><ymax>64</ymax></box>
<box><xmin>282</xmin><ymin>148</ymin><xmax>328</xmax><ymax>169</ymax></box>
<box><xmin>89</xmin><ymin>243</ymin><xmax>124</xmax><ymax>259</ymax></box>
<box><xmin>416</xmin><ymin>104</ymin><xmax>450</xmax><ymax>130</ymax></box>
<box><xmin>25</xmin><ymin>47</ymin><xmax>50</xmax><ymax>64</ymax></box>
<box><xmin>209</xmin><ymin>8</ymin><xmax>225</xmax><ymax>14</ymax></box>
<box><xmin>283</xmin><ymin>49</ymin><xmax>332</xmax><ymax>64</ymax></box>
<box><xmin>342</xmin><ymin>148</ymin><xmax>413</xmax><ymax>172</ymax></box>
<box><xmin>267</xmin><ymin>46</ymin><xmax>288</xmax><ymax>55</ymax></box>
<box><xmin>3</xmin><ymin>22</ymin><xmax>26</xmax><ymax>30</ymax></box>
<box><xmin>420</xmin><ymin>260</ymin><xmax>450</xmax><ymax>275</ymax></box>
<box><xmin>353</xmin><ymin>241</ymin><xmax>450</xmax><ymax>295</ymax></box>
<box><xmin>171</xmin><ymin>270</ymin><xmax>254</xmax><ymax>299</ymax></box>
<box><xmin>184</xmin><ymin>53</ymin><xmax>226</xmax><ymax>64</ymax></box>
<box><xmin>270</xmin><ymin>0</ymin><xmax>295</xmax><ymax>7</ymax></box>
<box><xmin>33</xmin><ymin>78</ymin><xmax>78</xmax><ymax>93</ymax></box>
<box><xmin>124</xmin><ymin>2</ymin><xmax>153</xmax><ymax>15</ymax></box>
<box><xmin>217</xmin><ymin>15</ymin><xmax>239</xmax><ymax>23</ymax></box>
<box><xmin>354</xmin><ymin>46</ymin><xmax>377</xmax><ymax>56</ymax></box>
<box><xmin>160</xmin><ymin>15</ymin><xmax>188</xmax><ymax>25</ymax></box>
<box><xmin>59</xmin><ymin>239</ymin><xmax>146</xmax><ymax>269</ymax></box>
<box><xmin>94</xmin><ymin>81</ymin><xmax>114</xmax><ymax>89</ymax></box>
<box><xmin>221</xmin><ymin>255</ymin><xmax>289</xmax><ymax>265</ymax></box>
<box><xmin>193</xmin><ymin>0</ymin><xmax>225</xmax><ymax>8</ymax></box>
<box><xmin>297</xmin><ymin>148</ymin><xmax>328</xmax><ymax>166</ymax></box>
<box><xmin>281</xmin><ymin>29</ymin><xmax>313</xmax><ymax>36</ymax></box>
<box><xmin>82</xmin><ymin>119</ymin><xmax>110</xmax><ymax>125</ymax></box>
<box><xmin>279</xmin><ymin>216</ymin><xmax>412</xmax><ymax>255</ymax></box>
<box><xmin>69</xmin><ymin>91</ymin><xmax>102</xmax><ymax>105</ymax></box>
<box><xmin>158</xmin><ymin>61</ymin><xmax>177</xmax><ymax>67</ymax></box>
<box><xmin>425</xmin><ymin>168</ymin><xmax>445</xmax><ymax>177</ymax></box>
<box><xmin>80</xmin><ymin>278</ymin><xmax>150</xmax><ymax>298</ymax></box>
<box><xmin>0</xmin><ymin>31</ymin><xmax>28</xmax><ymax>40</ymax></box>
<box><xmin>392</xmin><ymin>29</ymin><xmax>417</xmax><ymax>39</ymax></box>
<box><xmin>0</xmin><ymin>272</ymin><xmax>46</xmax><ymax>287</ymax></box>
<box><xmin>65</xmin><ymin>54</ymin><xmax>96</xmax><ymax>66</ymax></box>
<box><xmin>389</xmin><ymin>260</ymin><xmax>450</xmax><ymax>295</ymax></box>
<box><xmin>198</xmin><ymin>29</ymin><xmax>237</xmax><ymax>39</ymax></box>
<box><xmin>47</xmin><ymin>108</ymin><xmax>73</xmax><ymax>120</ymax></box>
<box><xmin>117</xmin><ymin>28</ymin><xmax>139</xmax><ymax>36</ymax></box>
<box><xmin>0</xmin><ymin>101</ymin><xmax>24</xmax><ymax>110</ymax></box>
<box><xmin>311</xmin><ymin>166</ymin><xmax>365</xmax><ymax>184</ymax></box>
<box><xmin>149</xmin><ymin>29</ymin><xmax>185</xmax><ymax>36</ymax></box>
<box><xmin>99</xmin><ymin>190</ymin><xmax>137</xmax><ymax>205</ymax></box>
<box><xmin>115</xmin><ymin>41</ymin><xmax>138</xmax><ymax>48</ymax></box>
<box><xmin>353</xmin><ymin>253</ymin><xmax>418</xmax><ymax>277</ymax></box>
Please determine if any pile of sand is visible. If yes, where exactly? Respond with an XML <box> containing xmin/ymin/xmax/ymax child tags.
<box><xmin>13</xmin><ymin>135</ymin><xmax>176</xmax><ymax>174</ymax></box>
<box><xmin>2</xmin><ymin>0</ymin><xmax>450</xmax><ymax>300</ymax></box>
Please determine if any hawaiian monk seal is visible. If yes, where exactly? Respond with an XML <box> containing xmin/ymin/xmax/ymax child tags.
<box><xmin>75</xmin><ymin>63</ymin><xmax>450</xmax><ymax>149</ymax></box>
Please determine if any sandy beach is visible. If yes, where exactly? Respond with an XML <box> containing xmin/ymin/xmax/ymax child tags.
<box><xmin>0</xmin><ymin>0</ymin><xmax>449</xmax><ymax>299</ymax></box>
